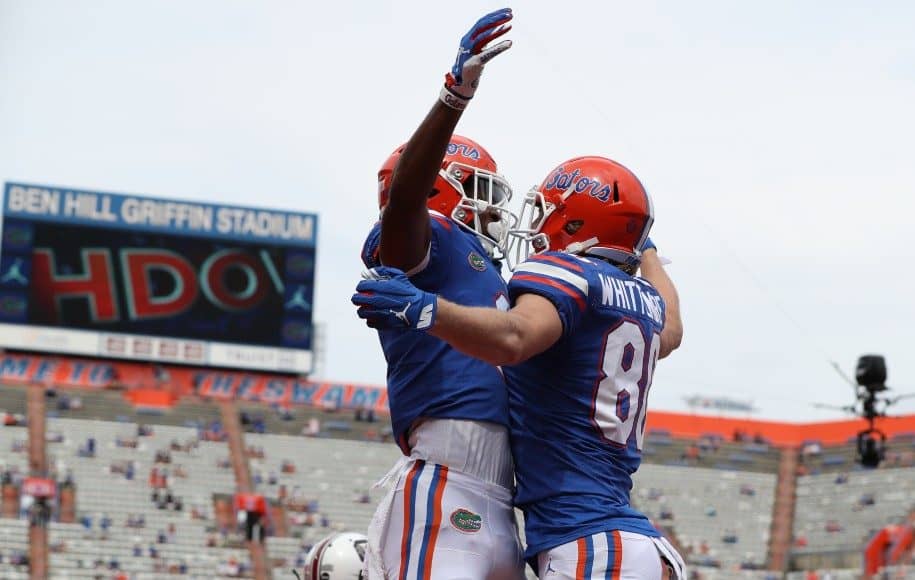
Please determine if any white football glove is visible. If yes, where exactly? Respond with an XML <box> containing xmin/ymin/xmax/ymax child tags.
<box><xmin>439</xmin><ymin>8</ymin><xmax>513</xmax><ymax>111</ymax></box>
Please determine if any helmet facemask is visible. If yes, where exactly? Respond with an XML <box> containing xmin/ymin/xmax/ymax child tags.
<box><xmin>505</xmin><ymin>185</ymin><xmax>566</xmax><ymax>270</ymax></box>
<box><xmin>441</xmin><ymin>162</ymin><xmax>517</xmax><ymax>260</ymax></box>
<box><xmin>506</xmin><ymin>182</ymin><xmax>650</xmax><ymax>272</ymax></box>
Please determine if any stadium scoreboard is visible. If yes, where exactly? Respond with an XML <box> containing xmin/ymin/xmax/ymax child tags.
<box><xmin>0</xmin><ymin>182</ymin><xmax>317</xmax><ymax>373</ymax></box>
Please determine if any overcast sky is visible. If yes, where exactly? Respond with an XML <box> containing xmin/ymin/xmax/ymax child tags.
<box><xmin>2</xmin><ymin>0</ymin><xmax>913</xmax><ymax>421</ymax></box>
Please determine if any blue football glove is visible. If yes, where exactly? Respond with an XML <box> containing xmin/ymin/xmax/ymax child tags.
<box><xmin>439</xmin><ymin>8</ymin><xmax>513</xmax><ymax>110</ymax></box>
<box><xmin>352</xmin><ymin>266</ymin><xmax>438</xmax><ymax>331</ymax></box>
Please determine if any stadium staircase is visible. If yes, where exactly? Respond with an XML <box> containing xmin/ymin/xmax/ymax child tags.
<box><xmin>26</xmin><ymin>384</ymin><xmax>49</xmax><ymax>580</ymax></box>
<box><xmin>768</xmin><ymin>446</ymin><xmax>799</xmax><ymax>573</ymax></box>
<box><xmin>220</xmin><ymin>400</ymin><xmax>271</xmax><ymax>580</ymax></box>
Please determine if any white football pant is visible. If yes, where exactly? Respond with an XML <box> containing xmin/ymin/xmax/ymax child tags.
<box><xmin>536</xmin><ymin>531</ymin><xmax>686</xmax><ymax>580</ymax></box>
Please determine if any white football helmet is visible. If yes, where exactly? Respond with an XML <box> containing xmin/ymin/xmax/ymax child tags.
<box><xmin>302</xmin><ymin>532</ymin><xmax>367</xmax><ymax>580</ymax></box>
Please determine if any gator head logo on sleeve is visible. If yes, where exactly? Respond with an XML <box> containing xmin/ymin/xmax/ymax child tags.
<box><xmin>467</xmin><ymin>251</ymin><xmax>487</xmax><ymax>271</ymax></box>
<box><xmin>450</xmin><ymin>508</ymin><xmax>482</xmax><ymax>533</ymax></box>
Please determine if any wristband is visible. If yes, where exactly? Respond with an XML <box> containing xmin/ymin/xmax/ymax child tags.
<box><xmin>439</xmin><ymin>85</ymin><xmax>469</xmax><ymax>111</ymax></box>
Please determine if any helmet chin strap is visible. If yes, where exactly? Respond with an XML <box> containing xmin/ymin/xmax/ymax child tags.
<box><xmin>564</xmin><ymin>237</ymin><xmax>599</xmax><ymax>255</ymax></box>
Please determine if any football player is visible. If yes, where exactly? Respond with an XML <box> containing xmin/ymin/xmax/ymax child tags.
<box><xmin>358</xmin><ymin>8</ymin><xmax>523</xmax><ymax>580</ymax></box>
<box><xmin>301</xmin><ymin>532</ymin><xmax>367</xmax><ymax>580</ymax></box>
<box><xmin>354</xmin><ymin>156</ymin><xmax>686</xmax><ymax>579</ymax></box>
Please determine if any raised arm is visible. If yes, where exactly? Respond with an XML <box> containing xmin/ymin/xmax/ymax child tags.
<box><xmin>378</xmin><ymin>8</ymin><xmax>513</xmax><ymax>272</ymax></box>
<box><xmin>352</xmin><ymin>267</ymin><xmax>562</xmax><ymax>366</ymax></box>
<box><xmin>379</xmin><ymin>105</ymin><xmax>461</xmax><ymax>272</ymax></box>
<box><xmin>639</xmin><ymin>244</ymin><xmax>682</xmax><ymax>359</ymax></box>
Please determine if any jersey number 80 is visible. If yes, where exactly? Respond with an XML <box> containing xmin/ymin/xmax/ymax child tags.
<box><xmin>590</xmin><ymin>320</ymin><xmax>661</xmax><ymax>451</ymax></box>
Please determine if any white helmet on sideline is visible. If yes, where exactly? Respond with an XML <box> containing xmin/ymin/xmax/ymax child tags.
<box><xmin>302</xmin><ymin>532</ymin><xmax>367</xmax><ymax>580</ymax></box>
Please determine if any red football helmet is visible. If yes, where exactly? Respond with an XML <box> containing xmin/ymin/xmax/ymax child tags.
<box><xmin>377</xmin><ymin>135</ymin><xmax>516</xmax><ymax>257</ymax></box>
<box><xmin>508</xmin><ymin>156</ymin><xmax>654</xmax><ymax>270</ymax></box>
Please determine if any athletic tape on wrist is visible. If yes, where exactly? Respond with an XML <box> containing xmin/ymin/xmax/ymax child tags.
<box><xmin>439</xmin><ymin>86</ymin><xmax>469</xmax><ymax>111</ymax></box>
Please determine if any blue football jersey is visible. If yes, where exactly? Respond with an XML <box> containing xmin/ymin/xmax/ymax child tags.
<box><xmin>504</xmin><ymin>251</ymin><xmax>667</xmax><ymax>560</ymax></box>
<box><xmin>361</xmin><ymin>213</ymin><xmax>509</xmax><ymax>454</ymax></box>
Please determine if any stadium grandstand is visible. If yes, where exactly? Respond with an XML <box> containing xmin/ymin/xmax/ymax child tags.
<box><xmin>0</xmin><ymin>354</ymin><xmax>913</xmax><ymax>579</ymax></box>
<box><xmin>0</xmin><ymin>183</ymin><xmax>912</xmax><ymax>579</ymax></box>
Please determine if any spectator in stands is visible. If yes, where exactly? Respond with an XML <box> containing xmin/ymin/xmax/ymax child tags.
<box><xmin>659</xmin><ymin>506</ymin><xmax>674</xmax><ymax>521</ymax></box>
<box><xmin>277</xmin><ymin>405</ymin><xmax>295</xmax><ymax>422</ymax></box>
<box><xmin>681</xmin><ymin>442</ymin><xmax>701</xmax><ymax>464</ymax></box>
<box><xmin>62</xmin><ymin>468</ymin><xmax>74</xmax><ymax>487</ymax></box>
<box><xmin>704</xmin><ymin>505</ymin><xmax>717</xmax><ymax>517</ymax></box>
<box><xmin>281</xmin><ymin>460</ymin><xmax>295</xmax><ymax>474</ymax></box>
<box><xmin>722</xmin><ymin>530</ymin><xmax>739</xmax><ymax>544</ymax></box>
<box><xmin>218</xmin><ymin>556</ymin><xmax>241</xmax><ymax>576</ymax></box>
<box><xmin>132</xmin><ymin>544</ymin><xmax>142</xmax><ymax>558</ymax></box>
<box><xmin>824</xmin><ymin>520</ymin><xmax>843</xmax><ymax>533</ymax></box>
<box><xmin>794</xmin><ymin>535</ymin><xmax>808</xmax><ymax>548</ymax></box>
<box><xmin>268</xmin><ymin>471</ymin><xmax>278</xmax><ymax>485</ymax></box>
<box><xmin>10</xmin><ymin>549</ymin><xmax>28</xmax><ymax>567</ymax></box>
<box><xmin>28</xmin><ymin>497</ymin><xmax>50</xmax><ymax>528</ymax></box>
<box><xmin>834</xmin><ymin>472</ymin><xmax>848</xmax><ymax>484</ymax></box>
<box><xmin>858</xmin><ymin>492</ymin><xmax>875</xmax><ymax>506</ymax></box>
<box><xmin>19</xmin><ymin>493</ymin><xmax>34</xmax><ymax>520</ymax></box>
<box><xmin>167</xmin><ymin>523</ymin><xmax>176</xmax><ymax>543</ymax></box>
<box><xmin>173</xmin><ymin>464</ymin><xmax>188</xmax><ymax>478</ymax></box>
<box><xmin>156</xmin><ymin>529</ymin><xmax>167</xmax><ymax>544</ymax></box>
<box><xmin>148</xmin><ymin>544</ymin><xmax>158</xmax><ymax>558</ymax></box>
<box><xmin>801</xmin><ymin>440</ymin><xmax>822</xmax><ymax>456</ymax></box>
<box><xmin>76</xmin><ymin>437</ymin><xmax>94</xmax><ymax>457</ymax></box>
<box><xmin>100</xmin><ymin>513</ymin><xmax>112</xmax><ymax>538</ymax></box>
<box><xmin>303</xmin><ymin>417</ymin><xmax>321</xmax><ymax>437</ymax></box>
<box><xmin>739</xmin><ymin>483</ymin><xmax>756</xmax><ymax>496</ymax></box>
<box><xmin>320</xmin><ymin>513</ymin><xmax>330</xmax><ymax>528</ymax></box>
